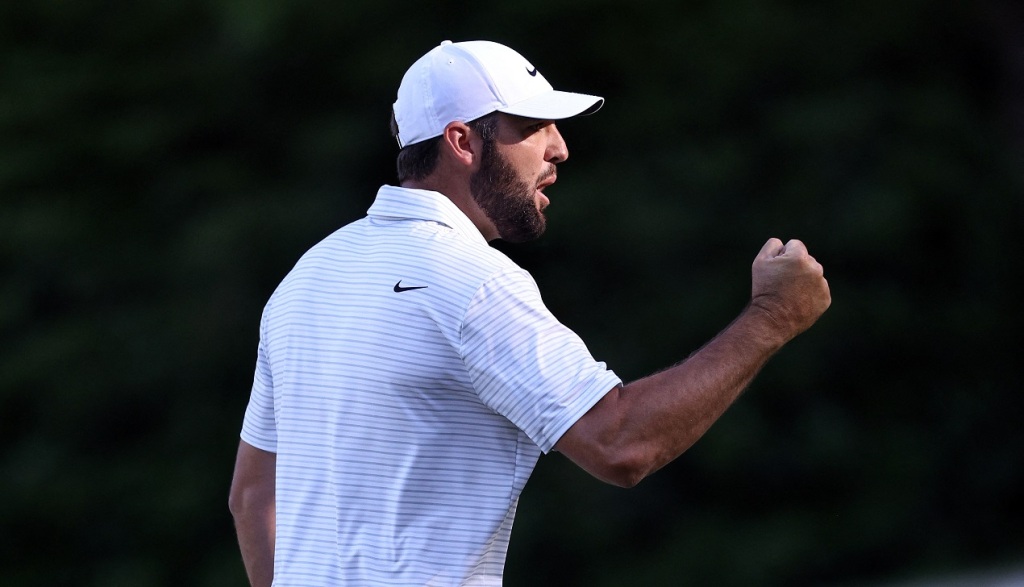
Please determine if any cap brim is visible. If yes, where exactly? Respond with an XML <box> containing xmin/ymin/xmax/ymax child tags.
<box><xmin>499</xmin><ymin>90</ymin><xmax>604</xmax><ymax>120</ymax></box>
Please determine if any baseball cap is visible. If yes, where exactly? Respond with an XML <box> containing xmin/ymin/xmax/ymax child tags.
<box><xmin>392</xmin><ymin>40</ymin><xmax>604</xmax><ymax>148</ymax></box>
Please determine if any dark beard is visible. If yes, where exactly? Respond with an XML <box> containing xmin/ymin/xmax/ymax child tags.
<box><xmin>469</xmin><ymin>140</ymin><xmax>546</xmax><ymax>243</ymax></box>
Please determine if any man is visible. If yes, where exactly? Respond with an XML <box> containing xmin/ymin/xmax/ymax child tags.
<box><xmin>229</xmin><ymin>40</ymin><xmax>830</xmax><ymax>586</ymax></box>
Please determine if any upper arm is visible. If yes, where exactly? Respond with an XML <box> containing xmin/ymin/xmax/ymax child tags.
<box><xmin>553</xmin><ymin>385</ymin><xmax>646</xmax><ymax>488</ymax></box>
<box><xmin>461</xmin><ymin>269</ymin><xmax>621</xmax><ymax>453</ymax></box>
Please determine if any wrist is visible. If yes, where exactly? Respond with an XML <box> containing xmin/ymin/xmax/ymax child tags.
<box><xmin>738</xmin><ymin>300</ymin><xmax>792</xmax><ymax>351</ymax></box>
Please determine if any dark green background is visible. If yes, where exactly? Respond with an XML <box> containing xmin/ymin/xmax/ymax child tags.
<box><xmin>2</xmin><ymin>1</ymin><xmax>1021</xmax><ymax>585</ymax></box>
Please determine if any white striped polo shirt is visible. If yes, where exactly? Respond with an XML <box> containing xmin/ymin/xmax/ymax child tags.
<box><xmin>241</xmin><ymin>185</ymin><xmax>621</xmax><ymax>586</ymax></box>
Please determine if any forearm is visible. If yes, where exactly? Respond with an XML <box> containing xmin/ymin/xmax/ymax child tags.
<box><xmin>619</xmin><ymin>305</ymin><xmax>784</xmax><ymax>475</ymax></box>
<box><xmin>229</xmin><ymin>441</ymin><xmax>277</xmax><ymax>587</ymax></box>
<box><xmin>233</xmin><ymin>497</ymin><xmax>275</xmax><ymax>587</ymax></box>
<box><xmin>558</xmin><ymin>304</ymin><xmax>785</xmax><ymax>487</ymax></box>
<box><xmin>558</xmin><ymin>238</ymin><xmax>830</xmax><ymax>487</ymax></box>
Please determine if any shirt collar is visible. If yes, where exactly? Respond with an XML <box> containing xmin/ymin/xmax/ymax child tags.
<box><xmin>368</xmin><ymin>185</ymin><xmax>488</xmax><ymax>246</ymax></box>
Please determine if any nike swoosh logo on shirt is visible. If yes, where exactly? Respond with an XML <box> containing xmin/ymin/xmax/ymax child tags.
<box><xmin>394</xmin><ymin>281</ymin><xmax>428</xmax><ymax>292</ymax></box>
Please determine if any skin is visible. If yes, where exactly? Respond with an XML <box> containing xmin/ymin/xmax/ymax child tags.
<box><xmin>229</xmin><ymin>111</ymin><xmax>831</xmax><ymax>584</ymax></box>
<box><xmin>229</xmin><ymin>441</ymin><xmax>275</xmax><ymax>587</ymax></box>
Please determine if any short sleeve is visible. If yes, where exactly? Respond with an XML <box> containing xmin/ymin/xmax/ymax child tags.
<box><xmin>461</xmin><ymin>269</ymin><xmax>621</xmax><ymax>453</ymax></box>
<box><xmin>240</xmin><ymin>333</ymin><xmax>279</xmax><ymax>453</ymax></box>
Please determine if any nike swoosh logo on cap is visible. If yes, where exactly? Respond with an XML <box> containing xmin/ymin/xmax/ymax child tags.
<box><xmin>526</xmin><ymin>66</ymin><xmax>538</xmax><ymax>77</ymax></box>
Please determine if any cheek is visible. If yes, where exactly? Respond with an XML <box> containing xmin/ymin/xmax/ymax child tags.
<box><xmin>494</xmin><ymin>142</ymin><xmax>547</xmax><ymax>184</ymax></box>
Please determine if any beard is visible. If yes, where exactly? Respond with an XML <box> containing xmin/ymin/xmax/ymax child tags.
<box><xmin>469</xmin><ymin>140</ymin><xmax>548</xmax><ymax>243</ymax></box>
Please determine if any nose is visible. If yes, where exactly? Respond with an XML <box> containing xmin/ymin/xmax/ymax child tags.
<box><xmin>546</xmin><ymin>124</ymin><xmax>568</xmax><ymax>164</ymax></box>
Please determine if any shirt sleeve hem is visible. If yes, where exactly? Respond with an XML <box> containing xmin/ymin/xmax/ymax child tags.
<box><xmin>240</xmin><ymin>430</ymin><xmax>278</xmax><ymax>454</ymax></box>
<box><xmin>538</xmin><ymin>371</ymin><xmax>622</xmax><ymax>454</ymax></box>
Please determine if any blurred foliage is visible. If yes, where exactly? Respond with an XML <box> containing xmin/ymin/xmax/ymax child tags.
<box><xmin>1</xmin><ymin>1</ymin><xmax>1021</xmax><ymax>586</ymax></box>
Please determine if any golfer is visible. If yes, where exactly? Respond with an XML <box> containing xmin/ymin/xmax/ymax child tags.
<box><xmin>230</xmin><ymin>39</ymin><xmax>831</xmax><ymax>586</ymax></box>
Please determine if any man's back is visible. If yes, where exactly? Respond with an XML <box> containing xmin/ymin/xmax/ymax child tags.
<box><xmin>241</xmin><ymin>187</ymin><xmax>619</xmax><ymax>585</ymax></box>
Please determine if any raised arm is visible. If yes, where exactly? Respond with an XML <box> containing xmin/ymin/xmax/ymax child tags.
<box><xmin>555</xmin><ymin>238</ymin><xmax>831</xmax><ymax>487</ymax></box>
<box><xmin>229</xmin><ymin>440</ymin><xmax>276</xmax><ymax>587</ymax></box>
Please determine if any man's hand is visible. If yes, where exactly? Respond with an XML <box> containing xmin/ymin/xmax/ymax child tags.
<box><xmin>749</xmin><ymin>238</ymin><xmax>831</xmax><ymax>344</ymax></box>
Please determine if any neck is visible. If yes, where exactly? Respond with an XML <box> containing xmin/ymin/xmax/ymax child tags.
<box><xmin>402</xmin><ymin>177</ymin><xmax>499</xmax><ymax>242</ymax></box>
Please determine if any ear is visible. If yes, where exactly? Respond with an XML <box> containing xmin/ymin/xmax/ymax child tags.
<box><xmin>440</xmin><ymin>121</ymin><xmax>478</xmax><ymax>168</ymax></box>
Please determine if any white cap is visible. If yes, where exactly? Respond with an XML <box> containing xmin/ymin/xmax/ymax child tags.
<box><xmin>392</xmin><ymin>40</ymin><xmax>604</xmax><ymax>148</ymax></box>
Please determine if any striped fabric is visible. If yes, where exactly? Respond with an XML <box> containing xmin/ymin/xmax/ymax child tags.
<box><xmin>241</xmin><ymin>185</ymin><xmax>621</xmax><ymax>586</ymax></box>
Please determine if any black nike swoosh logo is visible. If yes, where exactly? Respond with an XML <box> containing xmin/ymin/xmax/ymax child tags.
<box><xmin>526</xmin><ymin>66</ymin><xmax>538</xmax><ymax>77</ymax></box>
<box><xmin>394</xmin><ymin>280</ymin><xmax>428</xmax><ymax>292</ymax></box>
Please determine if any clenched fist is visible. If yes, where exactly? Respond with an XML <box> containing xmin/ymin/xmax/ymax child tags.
<box><xmin>749</xmin><ymin>238</ymin><xmax>831</xmax><ymax>343</ymax></box>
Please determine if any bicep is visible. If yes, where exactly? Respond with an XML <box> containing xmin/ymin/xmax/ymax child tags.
<box><xmin>553</xmin><ymin>385</ymin><xmax>644</xmax><ymax>488</ymax></box>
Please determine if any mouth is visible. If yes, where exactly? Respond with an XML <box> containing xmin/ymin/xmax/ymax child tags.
<box><xmin>536</xmin><ymin>170</ymin><xmax>557</xmax><ymax>210</ymax></box>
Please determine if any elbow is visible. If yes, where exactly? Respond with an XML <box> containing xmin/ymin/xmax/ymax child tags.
<box><xmin>586</xmin><ymin>446</ymin><xmax>655</xmax><ymax>489</ymax></box>
<box><xmin>228</xmin><ymin>485</ymin><xmax>245</xmax><ymax>520</ymax></box>
<box><xmin>229</xmin><ymin>479</ymin><xmax>271</xmax><ymax>521</ymax></box>
<box><xmin>229</xmin><ymin>441</ymin><xmax>277</xmax><ymax>526</ymax></box>
<box><xmin>610</xmin><ymin>460</ymin><xmax>653</xmax><ymax>489</ymax></box>
<box><xmin>557</xmin><ymin>386</ymin><xmax>663</xmax><ymax>488</ymax></box>
<box><xmin>602</xmin><ymin>469</ymin><xmax>646</xmax><ymax>489</ymax></box>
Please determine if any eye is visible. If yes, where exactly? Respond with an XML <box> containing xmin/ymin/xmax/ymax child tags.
<box><xmin>527</xmin><ymin>121</ymin><xmax>551</xmax><ymax>134</ymax></box>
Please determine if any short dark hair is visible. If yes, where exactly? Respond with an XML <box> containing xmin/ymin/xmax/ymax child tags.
<box><xmin>391</xmin><ymin>111</ymin><xmax>500</xmax><ymax>184</ymax></box>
